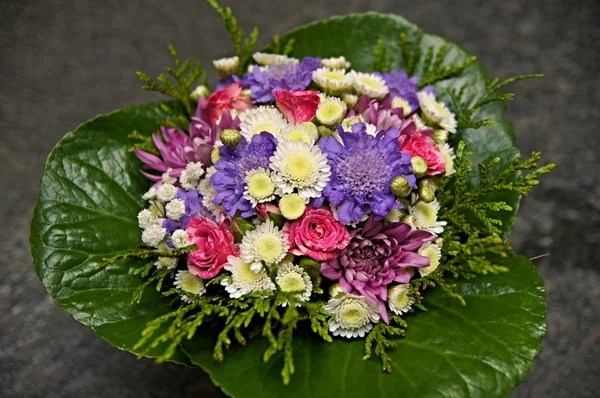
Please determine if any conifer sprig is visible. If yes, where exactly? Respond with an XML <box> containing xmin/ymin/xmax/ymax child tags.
<box><xmin>371</xmin><ymin>39</ymin><xmax>394</xmax><ymax>73</ymax></box>
<box><xmin>269</xmin><ymin>35</ymin><xmax>296</xmax><ymax>56</ymax></box>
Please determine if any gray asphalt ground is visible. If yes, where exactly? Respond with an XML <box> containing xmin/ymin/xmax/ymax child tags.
<box><xmin>1</xmin><ymin>0</ymin><xmax>599</xmax><ymax>397</ymax></box>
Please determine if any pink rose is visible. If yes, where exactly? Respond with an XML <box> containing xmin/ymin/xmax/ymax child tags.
<box><xmin>274</xmin><ymin>90</ymin><xmax>320</xmax><ymax>124</ymax></box>
<box><xmin>400</xmin><ymin>132</ymin><xmax>446</xmax><ymax>175</ymax></box>
<box><xmin>256</xmin><ymin>203</ymin><xmax>281</xmax><ymax>220</ymax></box>
<box><xmin>286</xmin><ymin>207</ymin><xmax>350</xmax><ymax>261</ymax></box>
<box><xmin>186</xmin><ymin>216</ymin><xmax>239</xmax><ymax>279</ymax></box>
<box><xmin>202</xmin><ymin>83</ymin><xmax>252</xmax><ymax>125</ymax></box>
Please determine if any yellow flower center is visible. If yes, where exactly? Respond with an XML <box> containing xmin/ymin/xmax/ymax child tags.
<box><xmin>287</xmin><ymin>128</ymin><xmax>311</xmax><ymax>143</ymax></box>
<box><xmin>250</xmin><ymin>120</ymin><xmax>280</xmax><ymax>137</ymax></box>
<box><xmin>391</xmin><ymin>97</ymin><xmax>412</xmax><ymax>117</ymax></box>
<box><xmin>321</xmin><ymin>71</ymin><xmax>346</xmax><ymax>81</ymax></box>
<box><xmin>392</xmin><ymin>288</ymin><xmax>411</xmax><ymax>309</ymax></box>
<box><xmin>340</xmin><ymin>303</ymin><xmax>366</xmax><ymax>327</ymax></box>
<box><xmin>279</xmin><ymin>194</ymin><xmax>306</xmax><ymax>220</ymax></box>
<box><xmin>283</xmin><ymin>152</ymin><xmax>317</xmax><ymax>184</ymax></box>
<box><xmin>181</xmin><ymin>273</ymin><xmax>203</xmax><ymax>294</ymax></box>
<box><xmin>255</xmin><ymin>233</ymin><xmax>284</xmax><ymax>263</ymax></box>
<box><xmin>316</xmin><ymin>101</ymin><xmax>344</xmax><ymax>125</ymax></box>
<box><xmin>238</xmin><ymin>261</ymin><xmax>261</xmax><ymax>281</ymax></box>
<box><xmin>279</xmin><ymin>273</ymin><xmax>305</xmax><ymax>292</ymax></box>
<box><xmin>356</xmin><ymin>75</ymin><xmax>383</xmax><ymax>90</ymax></box>
<box><xmin>247</xmin><ymin>172</ymin><xmax>275</xmax><ymax>200</ymax></box>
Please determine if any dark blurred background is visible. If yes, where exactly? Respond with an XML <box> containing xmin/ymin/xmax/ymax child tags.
<box><xmin>1</xmin><ymin>0</ymin><xmax>599</xmax><ymax>397</ymax></box>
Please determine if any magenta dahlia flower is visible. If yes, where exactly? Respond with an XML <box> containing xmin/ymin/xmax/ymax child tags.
<box><xmin>320</xmin><ymin>217</ymin><xmax>435</xmax><ymax>323</ymax></box>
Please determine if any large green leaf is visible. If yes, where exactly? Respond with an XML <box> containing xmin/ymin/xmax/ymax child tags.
<box><xmin>182</xmin><ymin>255</ymin><xmax>546</xmax><ymax>398</ymax></box>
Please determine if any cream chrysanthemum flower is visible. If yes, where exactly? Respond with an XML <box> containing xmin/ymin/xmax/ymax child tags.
<box><xmin>315</xmin><ymin>96</ymin><xmax>347</xmax><ymax>126</ymax></box>
<box><xmin>417</xmin><ymin>242</ymin><xmax>442</xmax><ymax>277</ymax></box>
<box><xmin>252</xmin><ymin>52</ymin><xmax>298</xmax><ymax>66</ymax></box>
<box><xmin>239</xmin><ymin>106</ymin><xmax>288</xmax><ymax>140</ymax></box>
<box><xmin>213</xmin><ymin>56</ymin><xmax>239</xmax><ymax>77</ymax></box>
<box><xmin>312</xmin><ymin>67</ymin><xmax>353</xmax><ymax>94</ymax></box>
<box><xmin>174</xmin><ymin>270</ymin><xmax>206</xmax><ymax>303</ymax></box>
<box><xmin>278</xmin><ymin>123</ymin><xmax>319</xmax><ymax>145</ymax></box>
<box><xmin>275</xmin><ymin>263</ymin><xmax>313</xmax><ymax>306</ymax></box>
<box><xmin>221</xmin><ymin>255</ymin><xmax>276</xmax><ymax>298</ymax></box>
<box><xmin>154</xmin><ymin>256</ymin><xmax>178</xmax><ymax>270</ymax></box>
<box><xmin>278</xmin><ymin>193</ymin><xmax>306</xmax><ymax>220</ymax></box>
<box><xmin>391</xmin><ymin>97</ymin><xmax>413</xmax><ymax>117</ymax></box>
<box><xmin>321</xmin><ymin>56</ymin><xmax>351</xmax><ymax>69</ymax></box>
<box><xmin>340</xmin><ymin>116</ymin><xmax>378</xmax><ymax>137</ymax></box>
<box><xmin>240</xmin><ymin>220</ymin><xmax>289</xmax><ymax>272</ymax></box>
<box><xmin>270</xmin><ymin>140</ymin><xmax>331</xmax><ymax>201</ymax></box>
<box><xmin>341</xmin><ymin>93</ymin><xmax>358</xmax><ymax>108</ymax></box>
<box><xmin>409</xmin><ymin>193</ymin><xmax>448</xmax><ymax>234</ymax></box>
<box><xmin>388</xmin><ymin>284</ymin><xmax>414</xmax><ymax>315</ymax></box>
<box><xmin>350</xmin><ymin>71</ymin><xmax>389</xmax><ymax>99</ymax></box>
<box><xmin>438</xmin><ymin>143</ymin><xmax>456</xmax><ymax>175</ymax></box>
<box><xmin>243</xmin><ymin>168</ymin><xmax>277</xmax><ymax>207</ymax></box>
<box><xmin>417</xmin><ymin>91</ymin><xmax>457</xmax><ymax>133</ymax></box>
<box><xmin>412</xmin><ymin>114</ymin><xmax>428</xmax><ymax>130</ymax></box>
<box><xmin>190</xmin><ymin>85</ymin><xmax>210</xmax><ymax>101</ymax></box>
<box><xmin>324</xmin><ymin>293</ymin><xmax>381</xmax><ymax>338</ymax></box>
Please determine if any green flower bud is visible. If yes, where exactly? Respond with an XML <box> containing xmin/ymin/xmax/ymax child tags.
<box><xmin>211</xmin><ymin>147</ymin><xmax>221</xmax><ymax>164</ymax></box>
<box><xmin>434</xmin><ymin>129</ymin><xmax>448</xmax><ymax>144</ymax></box>
<box><xmin>434</xmin><ymin>237</ymin><xmax>444</xmax><ymax>247</ymax></box>
<box><xmin>401</xmin><ymin>214</ymin><xmax>415</xmax><ymax>227</ymax></box>
<box><xmin>418</xmin><ymin>178</ymin><xmax>437</xmax><ymax>191</ymax></box>
<box><xmin>318</xmin><ymin>125</ymin><xmax>333</xmax><ymax>138</ymax></box>
<box><xmin>220</xmin><ymin>129</ymin><xmax>242</xmax><ymax>146</ymax></box>
<box><xmin>390</xmin><ymin>176</ymin><xmax>412</xmax><ymax>197</ymax></box>
<box><xmin>411</xmin><ymin>156</ymin><xmax>428</xmax><ymax>178</ymax></box>
<box><xmin>418</xmin><ymin>186</ymin><xmax>436</xmax><ymax>203</ymax></box>
<box><xmin>396</xmin><ymin>197</ymin><xmax>411</xmax><ymax>209</ymax></box>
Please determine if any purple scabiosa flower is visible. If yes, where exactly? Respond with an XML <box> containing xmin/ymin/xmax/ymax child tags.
<box><xmin>210</xmin><ymin>132</ymin><xmax>278</xmax><ymax>218</ymax></box>
<box><xmin>241</xmin><ymin>57</ymin><xmax>321</xmax><ymax>103</ymax></box>
<box><xmin>320</xmin><ymin>218</ymin><xmax>436</xmax><ymax>323</ymax></box>
<box><xmin>316</xmin><ymin>123</ymin><xmax>415</xmax><ymax>224</ymax></box>
<box><xmin>375</xmin><ymin>70</ymin><xmax>436</xmax><ymax>112</ymax></box>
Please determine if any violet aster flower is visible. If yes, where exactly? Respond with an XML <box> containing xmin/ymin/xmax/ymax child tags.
<box><xmin>210</xmin><ymin>132</ymin><xmax>278</xmax><ymax>218</ymax></box>
<box><xmin>241</xmin><ymin>57</ymin><xmax>321</xmax><ymax>103</ymax></box>
<box><xmin>375</xmin><ymin>70</ymin><xmax>436</xmax><ymax>112</ymax></box>
<box><xmin>320</xmin><ymin>218</ymin><xmax>436</xmax><ymax>323</ymax></box>
<box><xmin>316</xmin><ymin>123</ymin><xmax>415</xmax><ymax>224</ymax></box>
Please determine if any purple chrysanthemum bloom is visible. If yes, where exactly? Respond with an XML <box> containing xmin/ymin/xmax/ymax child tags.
<box><xmin>320</xmin><ymin>218</ymin><xmax>436</xmax><ymax>323</ymax></box>
<box><xmin>240</xmin><ymin>57</ymin><xmax>321</xmax><ymax>103</ymax></box>
<box><xmin>375</xmin><ymin>70</ymin><xmax>436</xmax><ymax>112</ymax></box>
<box><xmin>316</xmin><ymin>123</ymin><xmax>415</xmax><ymax>224</ymax></box>
<box><xmin>210</xmin><ymin>132</ymin><xmax>278</xmax><ymax>218</ymax></box>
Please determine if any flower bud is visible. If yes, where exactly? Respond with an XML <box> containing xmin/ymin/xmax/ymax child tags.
<box><xmin>434</xmin><ymin>129</ymin><xmax>448</xmax><ymax>144</ymax></box>
<box><xmin>400</xmin><ymin>214</ymin><xmax>415</xmax><ymax>227</ymax></box>
<box><xmin>418</xmin><ymin>186</ymin><xmax>436</xmax><ymax>203</ymax></box>
<box><xmin>279</xmin><ymin>193</ymin><xmax>306</xmax><ymax>220</ymax></box>
<box><xmin>220</xmin><ymin>129</ymin><xmax>242</xmax><ymax>146</ymax></box>
<box><xmin>190</xmin><ymin>85</ymin><xmax>210</xmax><ymax>101</ymax></box>
<box><xmin>418</xmin><ymin>178</ymin><xmax>437</xmax><ymax>191</ymax></box>
<box><xmin>411</xmin><ymin>156</ymin><xmax>428</xmax><ymax>178</ymax></box>
<box><xmin>211</xmin><ymin>147</ymin><xmax>221</xmax><ymax>164</ymax></box>
<box><xmin>390</xmin><ymin>176</ymin><xmax>412</xmax><ymax>197</ymax></box>
<box><xmin>318</xmin><ymin>125</ymin><xmax>333</xmax><ymax>137</ymax></box>
<box><xmin>434</xmin><ymin>237</ymin><xmax>444</xmax><ymax>247</ymax></box>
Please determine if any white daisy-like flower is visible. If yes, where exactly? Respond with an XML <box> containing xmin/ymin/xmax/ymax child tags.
<box><xmin>340</xmin><ymin>116</ymin><xmax>378</xmax><ymax>137</ymax></box>
<box><xmin>174</xmin><ymin>270</ymin><xmax>206</xmax><ymax>303</ymax></box>
<box><xmin>252</xmin><ymin>52</ymin><xmax>299</xmax><ymax>66</ymax></box>
<box><xmin>384</xmin><ymin>208</ymin><xmax>404</xmax><ymax>224</ymax></box>
<box><xmin>240</xmin><ymin>219</ymin><xmax>289</xmax><ymax>272</ymax></box>
<box><xmin>434</xmin><ymin>129</ymin><xmax>449</xmax><ymax>144</ymax></box>
<box><xmin>315</xmin><ymin>96</ymin><xmax>347</xmax><ymax>126</ymax></box>
<box><xmin>412</xmin><ymin>114</ymin><xmax>428</xmax><ymax>130</ymax></box>
<box><xmin>321</xmin><ymin>56</ymin><xmax>351</xmax><ymax>70</ymax></box>
<box><xmin>179</xmin><ymin>162</ymin><xmax>205</xmax><ymax>190</ymax></box>
<box><xmin>417</xmin><ymin>91</ymin><xmax>457</xmax><ymax>133</ymax></box>
<box><xmin>156</xmin><ymin>183</ymin><xmax>177</xmax><ymax>202</ymax></box>
<box><xmin>239</xmin><ymin>106</ymin><xmax>288</xmax><ymax>140</ymax></box>
<box><xmin>341</xmin><ymin>93</ymin><xmax>358</xmax><ymax>108</ymax></box>
<box><xmin>388</xmin><ymin>284</ymin><xmax>414</xmax><ymax>315</ymax></box>
<box><xmin>349</xmin><ymin>71</ymin><xmax>389</xmax><ymax>99</ymax></box>
<box><xmin>161</xmin><ymin>168</ymin><xmax>177</xmax><ymax>185</ymax></box>
<box><xmin>142</xmin><ymin>225</ymin><xmax>166</xmax><ymax>247</ymax></box>
<box><xmin>312</xmin><ymin>67</ymin><xmax>353</xmax><ymax>94</ymax></box>
<box><xmin>409</xmin><ymin>193</ymin><xmax>447</xmax><ymax>234</ymax></box>
<box><xmin>221</xmin><ymin>255</ymin><xmax>276</xmax><ymax>298</ymax></box>
<box><xmin>275</xmin><ymin>263</ymin><xmax>313</xmax><ymax>306</ymax></box>
<box><xmin>438</xmin><ymin>143</ymin><xmax>456</xmax><ymax>175</ymax></box>
<box><xmin>213</xmin><ymin>56</ymin><xmax>239</xmax><ymax>77</ymax></box>
<box><xmin>165</xmin><ymin>198</ymin><xmax>186</xmax><ymax>220</ymax></box>
<box><xmin>278</xmin><ymin>123</ymin><xmax>319</xmax><ymax>145</ymax></box>
<box><xmin>324</xmin><ymin>293</ymin><xmax>381</xmax><ymax>338</ymax></box>
<box><xmin>154</xmin><ymin>256</ymin><xmax>178</xmax><ymax>270</ymax></box>
<box><xmin>171</xmin><ymin>229</ymin><xmax>190</xmax><ymax>249</ymax></box>
<box><xmin>190</xmin><ymin>85</ymin><xmax>210</xmax><ymax>100</ymax></box>
<box><xmin>391</xmin><ymin>97</ymin><xmax>413</xmax><ymax>117</ymax></box>
<box><xmin>329</xmin><ymin>283</ymin><xmax>346</xmax><ymax>299</ymax></box>
<box><xmin>197</xmin><ymin>167</ymin><xmax>224</xmax><ymax>218</ymax></box>
<box><xmin>417</xmin><ymin>242</ymin><xmax>442</xmax><ymax>277</ymax></box>
<box><xmin>142</xmin><ymin>187</ymin><xmax>158</xmax><ymax>201</ymax></box>
<box><xmin>270</xmin><ymin>140</ymin><xmax>331</xmax><ymax>202</ymax></box>
<box><xmin>137</xmin><ymin>209</ymin><xmax>163</xmax><ymax>229</ymax></box>
<box><xmin>243</xmin><ymin>168</ymin><xmax>278</xmax><ymax>207</ymax></box>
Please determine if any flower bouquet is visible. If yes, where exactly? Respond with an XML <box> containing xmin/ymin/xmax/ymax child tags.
<box><xmin>31</xmin><ymin>2</ymin><xmax>555</xmax><ymax>397</ymax></box>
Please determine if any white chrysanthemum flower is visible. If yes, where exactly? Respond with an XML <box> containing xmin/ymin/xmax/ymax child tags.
<box><xmin>179</xmin><ymin>162</ymin><xmax>205</xmax><ymax>190</ymax></box>
<box><xmin>197</xmin><ymin>167</ymin><xmax>224</xmax><ymax>218</ymax></box>
<box><xmin>438</xmin><ymin>143</ymin><xmax>456</xmax><ymax>175</ymax></box>
<box><xmin>391</xmin><ymin>97</ymin><xmax>413</xmax><ymax>117</ymax></box>
<box><xmin>341</xmin><ymin>93</ymin><xmax>358</xmax><ymax>108</ymax></box>
<box><xmin>384</xmin><ymin>208</ymin><xmax>404</xmax><ymax>224</ymax></box>
<box><xmin>412</xmin><ymin>114</ymin><xmax>428</xmax><ymax>130</ymax></box>
<box><xmin>190</xmin><ymin>85</ymin><xmax>210</xmax><ymax>100</ymax></box>
<box><xmin>350</xmin><ymin>71</ymin><xmax>389</xmax><ymax>99</ymax></box>
<box><xmin>240</xmin><ymin>220</ymin><xmax>289</xmax><ymax>272</ymax></box>
<box><xmin>252</xmin><ymin>52</ymin><xmax>299</xmax><ymax>66</ymax></box>
<box><xmin>138</xmin><ymin>209</ymin><xmax>163</xmax><ymax>229</ymax></box>
<box><xmin>275</xmin><ymin>263</ymin><xmax>313</xmax><ymax>306</ymax></box>
<box><xmin>171</xmin><ymin>229</ymin><xmax>190</xmax><ymax>249</ymax></box>
<box><xmin>142</xmin><ymin>187</ymin><xmax>158</xmax><ymax>201</ymax></box>
<box><xmin>270</xmin><ymin>140</ymin><xmax>331</xmax><ymax>202</ymax></box>
<box><xmin>329</xmin><ymin>283</ymin><xmax>346</xmax><ymax>299</ymax></box>
<box><xmin>388</xmin><ymin>284</ymin><xmax>414</xmax><ymax>315</ymax></box>
<box><xmin>165</xmin><ymin>198</ymin><xmax>186</xmax><ymax>220</ymax></box>
<box><xmin>417</xmin><ymin>242</ymin><xmax>442</xmax><ymax>277</ymax></box>
<box><xmin>278</xmin><ymin>123</ymin><xmax>319</xmax><ymax>145</ymax></box>
<box><xmin>174</xmin><ymin>270</ymin><xmax>206</xmax><ymax>303</ymax></box>
<box><xmin>161</xmin><ymin>168</ymin><xmax>177</xmax><ymax>184</ymax></box>
<box><xmin>340</xmin><ymin>116</ymin><xmax>378</xmax><ymax>137</ymax></box>
<box><xmin>142</xmin><ymin>225</ymin><xmax>166</xmax><ymax>247</ymax></box>
<box><xmin>156</xmin><ymin>183</ymin><xmax>177</xmax><ymax>202</ymax></box>
<box><xmin>312</xmin><ymin>67</ymin><xmax>353</xmax><ymax>94</ymax></box>
<box><xmin>315</xmin><ymin>96</ymin><xmax>347</xmax><ymax>126</ymax></box>
<box><xmin>239</xmin><ymin>106</ymin><xmax>288</xmax><ymax>140</ymax></box>
<box><xmin>243</xmin><ymin>168</ymin><xmax>278</xmax><ymax>207</ymax></box>
<box><xmin>154</xmin><ymin>256</ymin><xmax>178</xmax><ymax>270</ymax></box>
<box><xmin>322</xmin><ymin>56</ymin><xmax>351</xmax><ymax>70</ymax></box>
<box><xmin>221</xmin><ymin>256</ymin><xmax>276</xmax><ymax>298</ymax></box>
<box><xmin>409</xmin><ymin>193</ymin><xmax>447</xmax><ymax>234</ymax></box>
<box><xmin>324</xmin><ymin>293</ymin><xmax>381</xmax><ymax>338</ymax></box>
<box><xmin>417</xmin><ymin>91</ymin><xmax>457</xmax><ymax>133</ymax></box>
<box><xmin>213</xmin><ymin>56</ymin><xmax>239</xmax><ymax>77</ymax></box>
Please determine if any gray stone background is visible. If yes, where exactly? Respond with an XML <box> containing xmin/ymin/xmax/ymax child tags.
<box><xmin>1</xmin><ymin>0</ymin><xmax>598</xmax><ymax>396</ymax></box>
